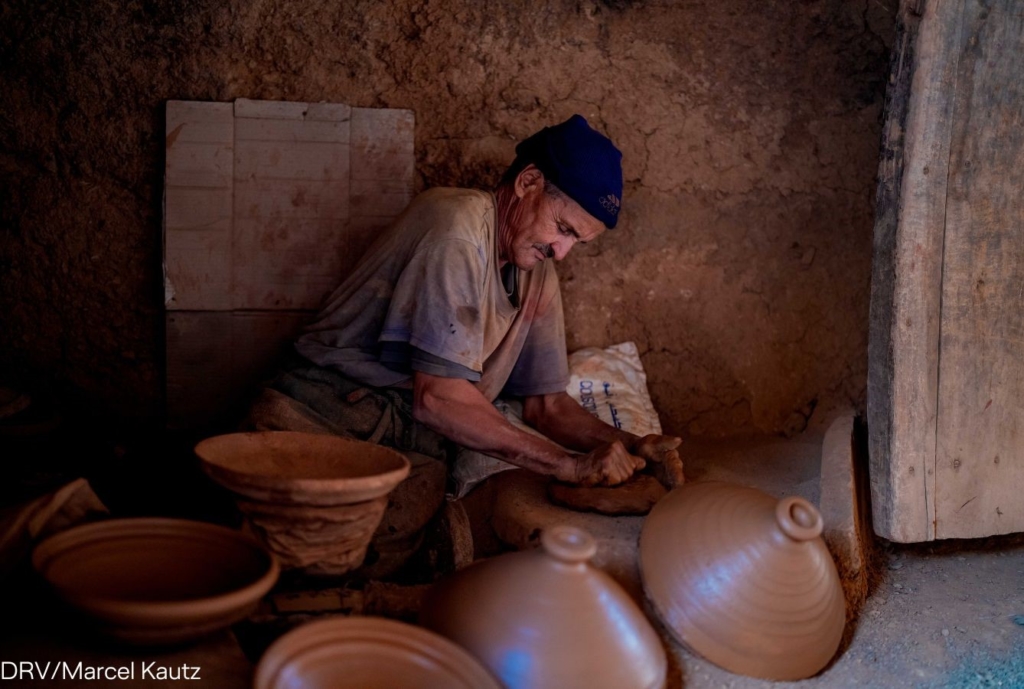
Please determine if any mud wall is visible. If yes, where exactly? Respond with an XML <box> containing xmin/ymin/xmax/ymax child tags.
<box><xmin>0</xmin><ymin>0</ymin><xmax>892</xmax><ymax>436</ymax></box>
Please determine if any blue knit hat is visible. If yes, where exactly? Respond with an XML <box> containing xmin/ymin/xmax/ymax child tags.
<box><xmin>515</xmin><ymin>114</ymin><xmax>624</xmax><ymax>228</ymax></box>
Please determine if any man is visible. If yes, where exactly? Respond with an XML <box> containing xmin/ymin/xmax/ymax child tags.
<box><xmin>245</xmin><ymin>114</ymin><xmax>682</xmax><ymax>569</ymax></box>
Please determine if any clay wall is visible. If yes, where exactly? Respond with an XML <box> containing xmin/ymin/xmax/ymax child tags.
<box><xmin>0</xmin><ymin>0</ymin><xmax>893</xmax><ymax>436</ymax></box>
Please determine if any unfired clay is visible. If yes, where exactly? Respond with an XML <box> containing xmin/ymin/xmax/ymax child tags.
<box><xmin>639</xmin><ymin>481</ymin><xmax>846</xmax><ymax>680</ymax></box>
<box><xmin>32</xmin><ymin>518</ymin><xmax>278</xmax><ymax>645</ymax></box>
<box><xmin>194</xmin><ymin>431</ymin><xmax>410</xmax><ymax>506</ymax></box>
<box><xmin>419</xmin><ymin>525</ymin><xmax>667</xmax><ymax>689</ymax></box>
<box><xmin>253</xmin><ymin>616</ymin><xmax>501</xmax><ymax>689</ymax></box>
<box><xmin>195</xmin><ymin>431</ymin><xmax>410</xmax><ymax>574</ymax></box>
<box><xmin>547</xmin><ymin>473</ymin><xmax>667</xmax><ymax>515</ymax></box>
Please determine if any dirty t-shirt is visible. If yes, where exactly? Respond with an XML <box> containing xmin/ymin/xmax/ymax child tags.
<box><xmin>294</xmin><ymin>187</ymin><xmax>569</xmax><ymax>401</ymax></box>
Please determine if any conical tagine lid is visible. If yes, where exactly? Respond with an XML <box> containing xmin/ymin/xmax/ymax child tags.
<box><xmin>639</xmin><ymin>481</ymin><xmax>845</xmax><ymax>680</ymax></box>
<box><xmin>420</xmin><ymin>525</ymin><xmax>667</xmax><ymax>689</ymax></box>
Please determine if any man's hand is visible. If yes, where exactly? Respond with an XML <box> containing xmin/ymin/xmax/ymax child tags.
<box><xmin>568</xmin><ymin>440</ymin><xmax>646</xmax><ymax>486</ymax></box>
<box><xmin>631</xmin><ymin>434</ymin><xmax>684</xmax><ymax>487</ymax></box>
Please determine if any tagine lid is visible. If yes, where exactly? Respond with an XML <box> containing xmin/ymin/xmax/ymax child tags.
<box><xmin>639</xmin><ymin>480</ymin><xmax>846</xmax><ymax>681</ymax></box>
<box><xmin>419</xmin><ymin>525</ymin><xmax>666</xmax><ymax>689</ymax></box>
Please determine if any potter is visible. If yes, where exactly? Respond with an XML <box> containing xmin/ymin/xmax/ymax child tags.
<box><xmin>243</xmin><ymin>115</ymin><xmax>683</xmax><ymax>572</ymax></box>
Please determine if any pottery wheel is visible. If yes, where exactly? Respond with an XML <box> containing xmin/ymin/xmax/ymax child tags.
<box><xmin>547</xmin><ymin>474</ymin><xmax>667</xmax><ymax>516</ymax></box>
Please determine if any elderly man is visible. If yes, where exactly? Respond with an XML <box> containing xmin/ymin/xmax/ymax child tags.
<box><xmin>245</xmin><ymin>115</ymin><xmax>682</xmax><ymax>571</ymax></box>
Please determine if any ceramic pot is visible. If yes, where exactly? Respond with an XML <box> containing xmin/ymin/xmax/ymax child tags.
<box><xmin>32</xmin><ymin>518</ymin><xmax>278</xmax><ymax>645</ymax></box>
<box><xmin>253</xmin><ymin>616</ymin><xmax>501</xmax><ymax>689</ymax></box>
<box><xmin>195</xmin><ymin>431</ymin><xmax>410</xmax><ymax>574</ymax></box>
<box><xmin>419</xmin><ymin>525</ymin><xmax>667</xmax><ymax>689</ymax></box>
<box><xmin>639</xmin><ymin>481</ymin><xmax>846</xmax><ymax>680</ymax></box>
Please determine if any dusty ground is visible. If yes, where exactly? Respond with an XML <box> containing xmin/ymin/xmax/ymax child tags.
<box><xmin>0</xmin><ymin>0</ymin><xmax>892</xmax><ymax>436</ymax></box>
<box><xmin>669</xmin><ymin>533</ymin><xmax>1024</xmax><ymax>689</ymax></box>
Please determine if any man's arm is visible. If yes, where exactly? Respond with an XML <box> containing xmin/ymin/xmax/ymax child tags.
<box><xmin>412</xmin><ymin>372</ymin><xmax>643</xmax><ymax>485</ymax></box>
<box><xmin>521</xmin><ymin>391</ymin><xmax>685</xmax><ymax>486</ymax></box>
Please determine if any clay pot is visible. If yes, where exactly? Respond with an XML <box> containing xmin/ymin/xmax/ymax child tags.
<box><xmin>419</xmin><ymin>525</ymin><xmax>667</xmax><ymax>689</ymax></box>
<box><xmin>32</xmin><ymin>518</ymin><xmax>278</xmax><ymax>645</ymax></box>
<box><xmin>253</xmin><ymin>616</ymin><xmax>501</xmax><ymax>689</ymax></box>
<box><xmin>639</xmin><ymin>481</ymin><xmax>846</xmax><ymax>680</ymax></box>
<box><xmin>195</xmin><ymin>431</ymin><xmax>410</xmax><ymax>575</ymax></box>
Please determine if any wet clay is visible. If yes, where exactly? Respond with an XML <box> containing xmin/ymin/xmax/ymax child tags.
<box><xmin>32</xmin><ymin>518</ymin><xmax>279</xmax><ymax>645</ymax></box>
<box><xmin>640</xmin><ymin>481</ymin><xmax>846</xmax><ymax>680</ymax></box>
<box><xmin>547</xmin><ymin>473</ymin><xmax>667</xmax><ymax>515</ymax></box>
<box><xmin>195</xmin><ymin>431</ymin><xmax>410</xmax><ymax>574</ymax></box>
<box><xmin>254</xmin><ymin>616</ymin><xmax>501</xmax><ymax>689</ymax></box>
<box><xmin>420</xmin><ymin>525</ymin><xmax>667</xmax><ymax>689</ymax></box>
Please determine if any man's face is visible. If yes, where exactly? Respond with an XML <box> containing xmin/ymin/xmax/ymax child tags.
<box><xmin>502</xmin><ymin>166</ymin><xmax>608</xmax><ymax>271</ymax></box>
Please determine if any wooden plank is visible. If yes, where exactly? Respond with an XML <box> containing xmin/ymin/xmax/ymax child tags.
<box><xmin>233</xmin><ymin>178</ymin><xmax>350</xmax><ymax>220</ymax></box>
<box><xmin>164</xmin><ymin>142</ymin><xmax>234</xmax><ymax>188</ymax></box>
<box><xmin>166</xmin><ymin>101</ymin><xmax>233</xmax><ymax>144</ymax></box>
<box><xmin>163</xmin><ymin>219</ymin><xmax>233</xmax><ymax>311</ymax></box>
<box><xmin>867</xmin><ymin>0</ymin><xmax>966</xmax><ymax>542</ymax></box>
<box><xmin>235</xmin><ymin>99</ymin><xmax>351</xmax><ymax>122</ymax></box>
<box><xmin>234</xmin><ymin>140</ymin><xmax>349</xmax><ymax>181</ymax></box>
<box><xmin>231</xmin><ymin>104</ymin><xmax>351</xmax><ymax>311</ymax></box>
<box><xmin>165</xmin><ymin>311</ymin><xmax>235</xmax><ymax>427</ymax></box>
<box><xmin>232</xmin><ymin>217</ymin><xmax>350</xmax><ymax>310</ymax></box>
<box><xmin>164</xmin><ymin>100</ymin><xmax>416</xmax><ymax>426</ymax></box>
<box><xmin>166</xmin><ymin>311</ymin><xmax>311</xmax><ymax>429</ymax></box>
<box><xmin>235</xmin><ymin>118</ymin><xmax>350</xmax><ymax>144</ymax></box>
<box><xmin>934</xmin><ymin>0</ymin><xmax>1024</xmax><ymax>539</ymax></box>
<box><xmin>164</xmin><ymin>101</ymin><xmax>234</xmax><ymax>311</ymax></box>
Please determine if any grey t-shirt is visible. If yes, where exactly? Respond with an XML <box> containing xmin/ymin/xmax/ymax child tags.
<box><xmin>295</xmin><ymin>188</ymin><xmax>570</xmax><ymax>401</ymax></box>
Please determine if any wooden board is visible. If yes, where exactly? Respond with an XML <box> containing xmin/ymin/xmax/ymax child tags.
<box><xmin>165</xmin><ymin>311</ymin><xmax>310</xmax><ymax>429</ymax></box>
<box><xmin>868</xmin><ymin>0</ymin><xmax>965</xmax><ymax>543</ymax></box>
<box><xmin>869</xmin><ymin>0</ymin><xmax>1024</xmax><ymax>541</ymax></box>
<box><xmin>231</xmin><ymin>100</ymin><xmax>351</xmax><ymax>311</ymax></box>
<box><xmin>163</xmin><ymin>100</ymin><xmax>415</xmax><ymax>428</ymax></box>
<box><xmin>163</xmin><ymin>101</ymin><xmax>234</xmax><ymax>311</ymax></box>
<box><xmin>933</xmin><ymin>0</ymin><xmax>1024</xmax><ymax>539</ymax></box>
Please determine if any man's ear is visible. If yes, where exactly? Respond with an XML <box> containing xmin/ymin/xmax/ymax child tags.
<box><xmin>514</xmin><ymin>164</ymin><xmax>545</xmax><ymax>198</ymax></box>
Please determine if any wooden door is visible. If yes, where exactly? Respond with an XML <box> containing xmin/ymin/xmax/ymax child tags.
<box><xmin>868</xmin><ymin>0</ymin><xmax>1023</xmax><ymax>542</ymax></box>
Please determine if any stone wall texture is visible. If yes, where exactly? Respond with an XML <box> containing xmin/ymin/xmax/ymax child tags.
<box><xmin>0</xmin><ymin>0</ymin><xmax>893</xmax><ymax>436</ymax></box>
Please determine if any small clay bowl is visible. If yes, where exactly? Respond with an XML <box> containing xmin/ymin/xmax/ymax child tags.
<box><xmin>32</xmin><ymin>518</ymin><xmax>278</xmax><ymax>645</ymax></box>
<box><xmin>253</xmin><ymin>616</ymin><xmax>502</xmax><ymax>689</ymax></box>
<box><xmin>195</xmin><ymin>431</ymin><xmax>411</xmax><ymax>506</ymax></box>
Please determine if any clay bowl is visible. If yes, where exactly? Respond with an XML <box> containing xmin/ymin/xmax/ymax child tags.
<box><xmin>32</xmin><ymin>518</ymin><xmax>278</xmax><ymax>645</ymax></box>
<box><xmin>639</xmin><ymin>481</ymin><xmax>846</xmax><ymax>680</ymax></box>
<box><xmin>420</xmin><ymin>525</ymin><xmax>667</xmax><ymax>689</ymax></box>
<box><xmin>194</xmin><ymin>431</ymin><xmax>410</xmax><ymax>506</ymax></box>
<box><xmin>195</xmin><ymin>432</ymin><xmax>411</xmax><ymax>574</ymax></box>
<box><xmin>253</xmin><ymin>616</ymin><xmax>502</xmax><ymax>689</ymax></box>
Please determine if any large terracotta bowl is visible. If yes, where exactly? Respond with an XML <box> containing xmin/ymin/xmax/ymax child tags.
<box><xmin>640</xmin><ymin>481</ymin><xmax>846</xmax><ymax>680</ymax></box>
<box><xmin>254</xmin><ymin>616</ymin><xmax>502</xmax><ymax>689</ymax></box>
<box><xmin>195</xmin><ymin>432</ymin><xmax>411</xmax><ymax>574</ymax></box>
<box><xmin>420</xmin><ymin>525</ymin><xmax>667</xmax><ymax>689</ymax></box>
<box><xmin>32</xmin><ymin>518</ymin><xmax>278</xmax><ymax>645</ymax></box>
<box><xmin>194</xmin><ymin>431</ymin><xmax>411</xmax><ymax>506</ymax></box>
